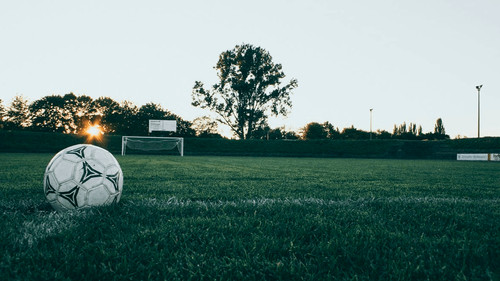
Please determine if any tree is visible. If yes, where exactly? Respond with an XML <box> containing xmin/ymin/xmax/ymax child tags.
<box><xmin>92</xmin><ymin>97</ymin><xmax>122</xmax><ymax>134</ymax></box>
<box><xmin>323</xmin><ymin>122</ymin><xmax>340</xmax><ymax>139</ymax></box>
<box><xmin>191</xmin><ymin>116</ymin><xmax>222</xmax><ymax>138</ymax></box>
<box><xmin>192</xmin><ymin>44</ymin><xmax>298</xmax><ymax>139</ymax></box>
<box><xmin>4</xmin><ymin>95</ymin><xmax>31</xmax><ymax>130</ymax></box>
<box><xmin>434</xmin><ymin>118</ymin><xmax>445</xmax><ymax>135</ymax></box>
<box><xmin>73</xmin><ymin>94</ymin><xmax>97</xmax><ymax>133</ymax></box>
<box><xmin>376</xmin><ymin>129</ymin><xmax>392</xmax><ymax>139</ymax></box>
<box><xmin>252</xmin><ymin>126</ymin><xmax>288</xmax><ymax>140</ymax></box>
<box><xmin>392</xmin><ymin>122</ymin><xmax>421</xmax><ymax>140</ymax></box>
<box><xmin>267</xmin><ymin>128</ymin><xmax>285</xmax><ymax>140</ymax></box>
<box><xmin>431</xmin><ymin>118</ymin><xmax>449</xmax><ymax>140</ymax></box>
<box><xmin>302</xmin><ymin>122</ymin><xmax>327</xmax><ymax>139</ymax></box>
<box><xmin>29</xmin><ymin>95</ymin><xmax>66</xmax><ymax>132</ymax></box>
<box><xmin>251</xmin><ymin>125</ymin><xmax>271</xmax><ymax>139</ymax></box>
<box><xmin>114</xmin><ymin>101</ymin><xmax>139</xmax><ymax>135</ymax></box>
<box><xmin>392</xmin><ymin>122</ymin><xmax>407</xmax><ymax>137</ymax></box>
<box><xmin>341</xmin><ymin>126</ymin><xmax>370</xmax><ymax>140</ymax></box>
<box><xmin>284</xmin><ymin>131</ymin><xmax>299</xmax><ymax>140</ymax></box>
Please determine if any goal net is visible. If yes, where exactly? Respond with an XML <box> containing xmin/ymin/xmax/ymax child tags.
<box><xmin>121</xmin><ymin>136</ymin><xmax>184</xmax><ymax>156</ymax></box>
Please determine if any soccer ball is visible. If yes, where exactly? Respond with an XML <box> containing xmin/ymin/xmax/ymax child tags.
<box><xmin>44</xmin><ymin>144</ymin><xmax>123</xmax><ymax>211</ymax></box>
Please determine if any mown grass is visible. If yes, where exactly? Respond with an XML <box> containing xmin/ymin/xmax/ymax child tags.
<box><xmin>0</xmin><ymin>153</ymin><xmax>499</xmax><ymax>280</ymax></box>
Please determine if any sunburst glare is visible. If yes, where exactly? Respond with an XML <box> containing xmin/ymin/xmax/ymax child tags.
<box><xmin>85</xmin><ymin>124</ymin><xmax>103</xmax><ymax>139</ymax></box>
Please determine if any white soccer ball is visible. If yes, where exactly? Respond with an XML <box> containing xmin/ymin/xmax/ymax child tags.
<box><xmin>44</xmin><ymin>144</ymin><xmax>123</xmax><ymax>211</ymax></box>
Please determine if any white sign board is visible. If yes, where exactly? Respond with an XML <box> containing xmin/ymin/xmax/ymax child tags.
<box><xmin>457</xmin><ymin>154</ymin><xmax>488</xmax><ymax>161</ymax></box>
<box><xmin>457</xmin><ymin>153</ymin><xmax>500</xmax><ymax>161</ymax></box>
<box><xmin>149</xmin><ymin>120</ymin><xmax>176</xmax><ymax>133</ymax></box>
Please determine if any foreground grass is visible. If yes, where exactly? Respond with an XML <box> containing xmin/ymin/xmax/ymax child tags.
<box><xmin>0</xmin><ymin>154</ymin><xmax>499</xmax><ymax>280</ymax></box>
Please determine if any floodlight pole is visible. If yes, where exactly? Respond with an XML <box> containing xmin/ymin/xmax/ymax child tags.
<box><xmin>476</xmin><ymin>85</ymin><xmax>483</xmax><ymax>138</ymax></box>
<box><xmin>370</xmin><ymin>108</ymin><xmax>373</xmax><ymax>140</ymax></box>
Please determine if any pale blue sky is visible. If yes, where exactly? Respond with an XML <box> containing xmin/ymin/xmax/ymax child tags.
<box><xmin>1</xmin><ymin>0</ymin><xmax>499</xmax><ymax>137</ymax></box>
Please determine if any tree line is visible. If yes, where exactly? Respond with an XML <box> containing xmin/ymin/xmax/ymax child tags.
<box><xmin>0</xmin><ymin>93</ymin><xmax>448</xmax><ymax>140</ymax></box>
<box><xmin>0</xmin><ymin>94</ymin><xmax>202</xmax><ymax>137</ymax></box>
<box><xmin>299</xmin><ymin>119</ymin><xmax>449</xmax><ymax>140</ymax></box>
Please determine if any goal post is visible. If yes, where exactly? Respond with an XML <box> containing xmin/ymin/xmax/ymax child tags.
<box><xmin>121</xmin><ymin>136</ymin><xmax>184</xmax><ymax>156</ymax></box>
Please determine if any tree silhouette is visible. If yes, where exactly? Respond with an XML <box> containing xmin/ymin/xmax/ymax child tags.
<box><xmin>4</xmin><ymin>95</ymin><xmax>31</xmax><ymax>130</ymax></box>
<box><xmin>29</xmin><ymin>95</ymin><xmax>66</xmax><ymax>132</ymax></box>
<box><xmin>115</xmin><ymin>101</ymin><xmax>139</xmax><ymax>135</ymax></box>
<box><xmin>323</xmin><ymin>122</ymin><xmax>340</xmax><ymax>139</ymax></box>
<box><xmin>434</xmin><ymin>118</ymin><xmax>445</xmax><ymax>135</ymax></box>
<box><xmin>302</xmin><ymin>122</ymin><xmax>327</xmax><ymax>139</ymax></box>
<box><xmin>431</xmin><ymin>118</ymin><xmax>449</xmax><ymax>139</ymax></box>
<box><xmin>392</xmin><ymin>122</ymin><xmax>421</xmax><ymax>140</ymax></box>
<box><xmin>192</xmin><ymin>44</ymin><xmax>298</xmax><ymax>139</ymax></box>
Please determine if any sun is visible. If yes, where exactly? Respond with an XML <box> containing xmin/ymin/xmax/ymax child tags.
<box><xmin>85</xmin><ymin>124</ymin><xmax>103</xmax><ymax>139</ymax></box>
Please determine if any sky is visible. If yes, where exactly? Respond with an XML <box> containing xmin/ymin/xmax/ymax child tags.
<box><xmin>1</xmin><ymin>0</ymin><xmax>499</xmax><ymax>138</ymax></box>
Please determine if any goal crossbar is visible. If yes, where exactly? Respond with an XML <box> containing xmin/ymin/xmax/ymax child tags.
<box><xmin>121</xmin><ymin>136</ymin><xmax>184</xmax><ymax>156</ymax></box>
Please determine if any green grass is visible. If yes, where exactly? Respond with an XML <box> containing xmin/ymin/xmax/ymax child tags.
<box><xmin>0</xmin><ymin>154</ymin><xmax>499</xmax><ymax>280</ymax></box>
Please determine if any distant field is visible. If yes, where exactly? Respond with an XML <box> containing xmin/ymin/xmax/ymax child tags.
<box><xmin>0</xmin><ymin>153</ymin><xmax>499</xmax><ymax>280</ymax></box>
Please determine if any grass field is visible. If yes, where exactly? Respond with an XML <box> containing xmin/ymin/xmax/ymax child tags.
<box><xmin>0</xmin><ymin>153</ymin><xmax>499</xmax><ymax>280</ymax></box>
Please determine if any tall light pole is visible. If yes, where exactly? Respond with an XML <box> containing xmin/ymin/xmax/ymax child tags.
<box><xmin>476</xmin><ymin>85</ymin><xmax>483</xmax><ymax>138</ymax></box>
<box><xmin>370</xmin><ymin>108</ymin><xmax>373</xmax><ymax>140</ymax></box>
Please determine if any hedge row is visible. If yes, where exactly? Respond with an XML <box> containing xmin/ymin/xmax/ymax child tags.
<box><xmin>1</xmin><ymin>130</ymin><xmax>499</xmax><ymax>159</ymax></box>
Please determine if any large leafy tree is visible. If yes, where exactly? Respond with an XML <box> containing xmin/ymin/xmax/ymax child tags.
<box><xmin>192</xmin><ymin>44</ymin><xmax>298</xmax><ymax>139</ymax></box>
<box><xmin>29</xmin><ymin>95</ymin><xmax>69</xmax><ymax>133</ymax></box>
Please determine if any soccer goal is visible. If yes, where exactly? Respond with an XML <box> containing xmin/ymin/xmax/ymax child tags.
<box><xmin>121</xmin><ymin>136</ymin><xmax>184</xmax><ymax>156</ymax></box>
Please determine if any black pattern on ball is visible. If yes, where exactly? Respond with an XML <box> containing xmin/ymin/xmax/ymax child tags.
<box><xmin>80</xmin><ymin>161</ymin><xmax>103</xmax><ymax>183</ymax></box>
<box><xmin>59</xmin><ymin>186</ymin><xmax>80</xmax><ymax>208</ymax></box>
<box><xmin>106</xmin><ymin>172</ymin><xmax>121</xmax><ymax>192</ymax></box>
<box><xmin>66</xmin><ymin>146</ymin><xmax>86</xmax><ymax>159</ymax></box>
<box><xmin>45</xmin><ymin>175</ymin><xmax>56</xmax><ymax>196</ymax></box>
